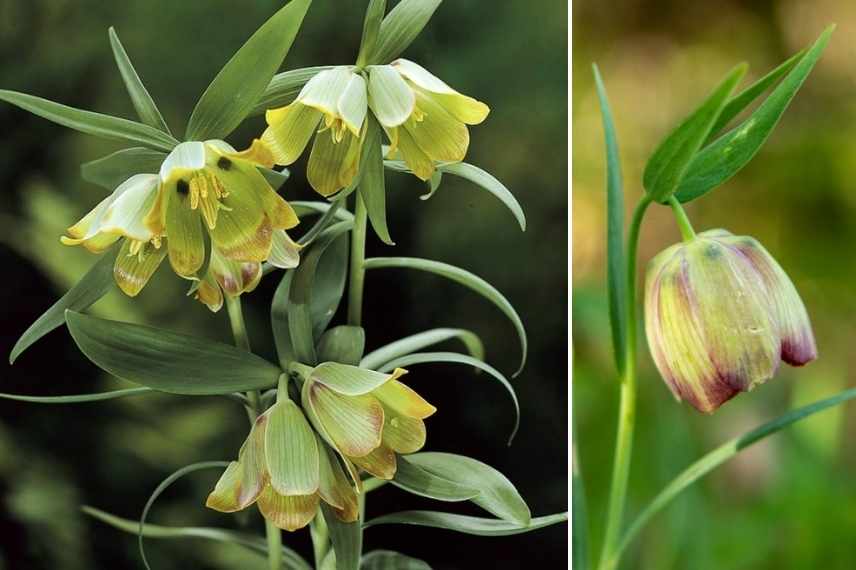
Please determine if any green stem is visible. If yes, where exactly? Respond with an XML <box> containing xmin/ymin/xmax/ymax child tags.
<box><xmin>310</xmin><ymin>513</ymin><xmax>330</xmax><ymax>567</ymax></box>
<box><xmin>597</xmin><ymin>196</ymin><xmax>651</xmax><ymax>570</ymax></box>
<box><xmin>667</xmin><ymin>196</ymin><xmax>696</xmax><ymax>242</ymax></box>
<box><xmin>347</xmin><ymin>193</ymin><xmax>368</xmax><ymax>326</ymax></box>
<box><xmin>224</xmin><ymin>295</ymin><xmax>281</xmax><ymax>570</ymax></box>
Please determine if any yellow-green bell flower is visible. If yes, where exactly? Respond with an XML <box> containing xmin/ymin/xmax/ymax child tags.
<box><xmin>260</xmin><ymin>66</ymin><xmax>368</xmax><ymax>197</ymax></box>
<box><xmin>299</xmin><ymin>363</ymin><xmax>436</xmax><ymax>481</ymax></box>
<box><xmin>644</xmin><ymin>229</ymin><xmax>816</xmax><ymax>413</ymax></box>
<box><xmin>206</xmin><ymin>397</ymin><xmax>358</xmax><ymax>531</ymax></box>
<box><xmin>62</xmin><ymin>139</ymin><xmax>300</xmax><ymax>303</ymax></box>
<box><xmin>366</xmin><ymin>59</ymin><xmax>489</xmax><ymax>181</ymax></box>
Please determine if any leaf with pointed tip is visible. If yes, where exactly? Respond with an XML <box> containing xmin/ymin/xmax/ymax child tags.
<box><xmin>370</xmin><ymin>0</ymin><xmax>442</xmax><ymax>64</ymax></box>
<box><xmin>405</xmin><ymin>452</ymin><xmax>531</xmax><ymax>524</ymax></box>
<box><xmin>676</xmin><ymin>26</ymin><xmax>834</xmax><ymax>203</ymax></box>
<box><xmin>108</xmin><ymin>27</ymin><xmax>171</xmax><ymax>134</ymax></box>
<box><xmin>290</xmin><ymin>201</ymin><xmax>356</xmax><ymax>223</ymax></box>
<box><xmin>10</xmin><ymin>245</ymin><xmax>119</xmax><ymax>364</ymax></box>
<box><xmin>364</xmin><ymin>257</ymin><xmax>527</xmax><ymax>376</ymax></box>
<box><xmin>0</xmin><ymin>90</ymin><xmax>178</xmax><ymax>151</ymax></box>
<box><xmin>377</xmin><ymin>352</ymin><xmax>519</xmax><ymax>445</ymax></box>
<box><xmin>261</xmin><ymin>167</ymin><xmax>290</xmax><ymax>190</ymax></box>
<box><xmin>360</xmin><ymin>328</ymin><xmax>484</xmax><ymax>370</ymax></box>
<box><xmin>359</xmin><ymin>116</ymin><xmax>394</xmax><ymax>244</ymax></box>
<box><xmin>0</xmin><ymin>387</ymin><xmax>152</xmax><ymax>404</ymax></box>
<box><xmin>363</xmin><ymin>511</ymin><xmax>568</xmax><ymax>536</ymax></box>
<box><xmin>361</xmin><ymin>550</ymin><xmax>431</xmax><ymax>570</ymax></box>
<box><xmin>322</xmin><ymin>503</ymin><xmax>362</xmax><ymax>570</ymax></box>
<box><xmin>392</xmin><ymin>456</ymin><xmax>481</xmax><ymax>502</ymax></box>
<box><xmin>572</xmin><ymin>447</ymin><xmax>590</xmax><ymax>570</ymax></box>
<box><xmin>65</xmin><ymin>311</ymin><xmax>281</xmax><ymax>394</ymax></box>
<box><xmin>81</xmin><ymin>147</ymin><xmax>166</xmax><ymax>190</ymax></box>
<box><xmin>357</xmin><ymin>0</ymin><xmax>387</xmax><ymax>67</ymax></box>
<box><xmin>186</xmin><ymin>0</ymin><xmax>312</xmax><ymax>140</ymax></box>
<box><xmin>318</xmin><ymin>326</ymin><xmax>366</xmax><ymax>366</ymax></box>
<box><xmin>643</xmin><ymin>63</ymin><xmax>747</xmax><ymax>203</ymax></box>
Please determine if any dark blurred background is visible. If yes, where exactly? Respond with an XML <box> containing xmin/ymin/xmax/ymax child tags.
<box><xmin>574</xmin><ymin>0</ymin><xmax>856</xmax><ymax>568</ymax></box>
<box><xmin>0</xmin><ymin>1</ymin><xmax>568</xmax><ymax>569</ymax></box>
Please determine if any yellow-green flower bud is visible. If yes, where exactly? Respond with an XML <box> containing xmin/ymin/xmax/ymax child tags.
<box><xmin>644</xmin><ymin>229</ymin><xmax>816</xmax><ymax>413</ymax></box>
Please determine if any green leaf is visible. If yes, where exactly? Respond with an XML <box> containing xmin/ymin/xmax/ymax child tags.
<box><xmin>643</xmin><ymin>63</ymin><xmax>747</xmax><ymax>203</ymax></box>
<box><xmin>10</xmin><ymin>245</ymin><xmax>119</xmax><ymax>364</ymax></box>
<box><xmin>616</xmin><ymin>386</ymin><xmax>856</xmax><ymax>561</ymax></box>
<box><xmin>359</xmin><ymin>116</ymin><xmax>394</xmax><ymax>245</ymax></box>
<box><xmin>253</xmin><ymin>66</ymin><xmax>334</xmax><ymax>115</ymax></box>
<box><xmin>83</xmin><ymin>507</ymin><xmax>312</xmax><ymax>570</ymax></box>
<box><xmin>261</xmin><ymin>167</ymin><xmax>290</xmax><ymax>190</ymax></box>
<box><xmin>81</xmin><ymin>147</ymin><xmax>166</xmax><ymax>190</ymax></box>
<box><xmin>392</xmin><ymin>455</ymin><xmax>481</xmax><ymax>502</ymax></box>
<box><xmin>592</xmin><ymin>64</ymin><xmax>626</xmax><ymax>377</ymax></box>
<box><xmin>420</xmin><ymin>170</ymin><xmax>443</xmax><ymax>200</ymax></box>
<box><xmin>356</xmin><ymin>0</ymin><xmax>387</xmax><ymax>68</ymax></box>
<box><xmin>0</xmin><ymin>90</ymin><xmax>178</xmax><ymax>152</ymax></box>
<box><xmin>377</xmin><ymin>352</ymin><xmax>519</xmax><ymax>445</ymax></box>
<box><xmin>322</xmin><ymin>503</ymin><xmax>362</xmax><ymax>570</ymax></box>
<box><xmin>405</xmin><ymin>452</ymin><xmax>531</xmax><ymax>525</ymax></box>
<box><xmin>708</xmin><ymin>48</ymin><xmax>806</xmax><ymax>141</ymax></box>
<box><xmin>675</xmin><ymin>26</ymin><xmax>834</xmax><ymax>203</ymax></box>
<box><xmin>290</xmin><ymin>201</ymin><xmax>356</xmax><ymax>223</ymax></box>
<box><xmin>185</xmin><ymin>0</ymin><xmax>313</xmax><ymax>140</ymax></box>
<box><xmin>138</xmin><ymin>461</ymin><xmax>230</xmax><ymax>570</ymax></box>
<box><xmin>317</xmin><ymin>325</ymin><xmax>366</xmax><ymax>366</ymax></box>
<box><xmin>361</xmin><ymin>550</ymin><xmax>431</xmax><ymax>570</ymax></box>
<box><xmin>363</xmin><ymin>511</ymin><xmax>568</xmax><ymax>537</ymax></box>
<box><xmin>363</xmin><ymin>257</ymin><xmax>527</xmax><ymax>377</ymax></box>
<box><xmin>360</xmin><ymin>328</ymin><xmax>484</xmax><ymax>370</ymax></box>
<box><xmin>0</xmin><ymin>387</ymin><xmax>152</xmax><ymax>404</ymax></box>
<box><xmin>370</xmin><ymin>0</ymin><xmax>442</xmax><ymax>64</ymax></box>
<box><xmin>384</xmin><ymin>160</ymin><xmax>525</xmax><ymax>231</ymax></box>
<box><xmin>572</xmin><ymin>447</ymin><xmax>589</xmax><ymax>570</ymax></box>
<box><xmin>108</xmin><ymin>27</ymin><xmax>172</xmax><ymax>135</ymax></box>
<box><xmin>65</xmin><ymin>311</ymin><xmax>282</xmax><ymax>394</ymax></box>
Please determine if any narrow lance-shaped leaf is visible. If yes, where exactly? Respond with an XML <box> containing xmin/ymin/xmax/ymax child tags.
<box><xmin>0</xmin><ymin>387</ymin><xmax>152</xmax><ymax>404</ymax></box>
<box><xmin>186</xmin><ymin>0</ymin><xmax>313</xmax><ymax>140</ymax></box>
<box><xmin>65</xmin><ymin>311</ymin><xmax>282</xmax><ymax>395</ymax></box>
<box><xmin>360</xmin><ymin>327</ymin><xmax>484</xmax><ymax>370</ymax></box>
<box><xmin>707</xmin><ymin>48</ymin><xmax>806</xmax><ymax>141</ymax></box>
<box><xmin>616</xmin><ymin>386</ymin><xmax>856</xmax><ymax>559</ymax></box>
<box><xmin>370</xmin><ymin>0</ymin><xmax>442</xmax><ymax>64</ymax></box>
<box><xmin>0</xmin><ymin>90</ymin><xmax>178</xmax><ymax>152</ymax></box>
<box><xmin>359</xmin><ymin>115</ymin><xmax>394</xmax><ymax>245</ymax></box>
<box><xmin>10</xmin><ymin>244</ymin><xmax>119</xmax><ymax>364</ymax></box>
<box><xmin>81</xmin><ymin>147</ymin><xmax>166</xmax><ymax>190</ymax></box>
<box><xmin>322</xmin><ymin>504</ymin><xmax>362</xmax><ymax>570</ymax></box>
<box><xmin>363</xmin><ymin>511</ymin><xmax>568</xmax><ymax>537</ymax></box>
<box><xmin>572</xmin><ymin>446</ymin><xmax>590</xmax><ymax>570</ymax></box>
<box><xmin>392</xmin><ymin>456</ymin><xmax>481</xmax><ymax>502</ymax></box>
<box><xmin>364</xmin><ymin>257</ymin><xmax>527</xmax><ymax>376</ymax></box>
<box><xmin>253</xmin><ymin>66</ymin><xmax>334</xmax><ymax>115</ymax></box>
<box><xmin>356</xmin><ymin>0</ymin><xmax>387</xmax><ymax>67</ymax></box>
<box><xmin>108</xmin><ymin>27</ymin><xmax>172</xmax><ymax>134</ymax></box>
<box><xmin>592</xmin><ymin>64</ymin><xmax>626</xmax><ymax>376</ymax></box>
<box><xmin>642</xmin><ymin>62</ymin><xmax>747</xmax><ymax>203</ymax></box>
<box><xmin>83</xmin><ymin>507</ymin><xmax>312</xmax><ymax>570</ymax></box>
<box><xmin>377</xmin><ymin>351</ymin><xmax>520</xmax><ymax>445</ymax></box>
<box><xmin>361</xmin><ymin>550</ymin><xmax>431</xmax><ymax>570</ymax></box>
<box><xmin>675</xmin><ymin>25</ymin><xmax>834</xmax><ymax>203</ymax></box>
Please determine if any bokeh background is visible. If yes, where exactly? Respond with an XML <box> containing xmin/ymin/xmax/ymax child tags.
<box><xmin>574</xmin><ymin>1</ymin><xmax>856</xmax><ymax>568</ymax></box>
<box><xmin>0</xmin><ymin>1</ymin><xmax>568</xmax><ymax>569</ymax></box>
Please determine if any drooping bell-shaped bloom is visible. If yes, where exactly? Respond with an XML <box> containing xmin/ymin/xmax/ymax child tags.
<box><xmin>366</xmin><ymin>59</ymin><xmax>489</xmax><ymax>181</ymax></box>
<box><xmin>644</xmin><ymin>229</ymin><xmax>816</xmax><ymax>413</ymax></box>
<box><xmin>62</xmin><ymin>139</ymin><xmax>301</xmax><ymax>306</ymax></box>
<box><xmin>300</xmin><ymin>363</ymin><xmax>436</xmax><ymax>481</ymax></box>
<box><xmin>206</xmin><ymin>397</ymin><xmax>358</xmax><ymax>531</ymax></box>
<box><xmin>261</xmin><ymin>66</ymin><xmax>368</xmax><ymax>196</ymax></box>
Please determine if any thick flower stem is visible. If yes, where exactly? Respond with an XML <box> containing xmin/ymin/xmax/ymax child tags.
<box><xmin>668</xmin><ymin>195</ymin><xmax>696</xmax><ymax>242</ymax></box>
<box><xmin>224</xmin><ymin>295</ymin><xmax>281</xmax><ymax>570</ymax></box>
<box><xmin>347</xmin><ymin>193</ymin><xmax>368</xmax><ymax>326</ymax></box>
<box><xmin>598</xmin><ymin>196</ymin><xmax>651</xmax><ymax>570</ymax></box>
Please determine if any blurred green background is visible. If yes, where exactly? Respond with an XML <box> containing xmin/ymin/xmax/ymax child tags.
<box><xmin>574</xmin><ymin>1</ymin><xmax>856</xmax><ymax>568</ymax></box>
<box><xmin>0</xmin><ymin>1</ymin><xmax>568</xmax><ymax>569</ymax></box>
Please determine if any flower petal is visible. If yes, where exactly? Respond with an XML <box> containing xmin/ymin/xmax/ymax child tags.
<box><xmin>382</xmin><ymin>413</ymin><xmax>426</xmax><ymax>454</ymax></box>
<box><xmin>160</xmin><ymin>141</ymin><xmax>206</xmax><ymax>183</ymax></box>
<box><xmin>210</xmin><ymin>247</ymin><xmax>262</xmax><ymax>297</ymax></box>
<box><xmin>392</xmin><ymin>59</ymin><xmax>489</xmax><ymax>124</ymax></box>
<box><xmin>387</xmin><ymin>125</ymin><xmax>434</xmax><ymax>180</ymax></box>
<box><xmin>99</xmin><ymin>174</ymin><xmax>160</xmax><ymax>241</ymax></box>
<box><xmin>257</xmin><ymin>486</ymin><xmax>319</xmax><ymax>532</ymax></box>
<box><xmin>308</xmin><ymin>381</ymin><xmax>384</xmax><ymax>457</ymax></box>
<box><xmin>206</xmin><ymin>461</ymin><xmax>249</xmax><ymax>512</ymax></box>
<box><xmin>229</xmin><ymin>138</ymin><xmax>276</xmax><ymax>169</ymax></box>
<box><xmin>162</xmin><ymin>178</ymin><xmax>205</xmax><ymax>276</ymax></box>
<box><xmin>262</xmin><ymin>103</ymin><xmax>323</xmax><ymax>166</ymax></box>
<box><xmin>195</xmin><ymin>272</ymin><xmax>224</xmax><ymax>312</ymax></box>
<box><xmin>298</xmin><ymin>66</ymin><xmax>355</xmax><ymax>115</ymax></box>
<box><xmin>311</xmin><ymin>363</ymin><xmax>404</xmax><ymax>396</ymax></box>
<box><xmin>367</xmin><ymin>65</ymin><xmax>416</xmax><ymax>128</ymax></box>
<box><xmin>317</xmin><ymin>436</ymin><xmax>359</xmax><ymax>522</ymax></box>
<box><xmin>236</xmin><ymin>413</ymin><xmax>269</xmax><ymax>506</ymax></box>
<box><xmin>208</xmin><ymin>169</ymin><xmax>273</xmax><ymax>262</ymax></box>
<box><xmin>350</xmin><ymin>443</ymin><xmax>397</xmax><ymax>480</ymax></box>
<box><xmin>265</xmin><ymin>400</ymin><xmax>320</xmax><ymax>496</ymax></box>
<box><xmin>372</xmin><ymin>378</ymin><xmax>436</xmax><ymax>419</ymax></box>
<box><xmin>307</xmin><ymin>130</ymin><xmax>362</xmax><ymax>197</ymax></box>
<box><xmin>268</xmin><ymin>230</ymin><xmax>301</xmax><ymax>269</ymax></box>
<box><xmin>113</xmin><ymin>238</ymin><xmax>166</xmax><ymax>297</ymax></box>
<box><xmin>405</xmin><ymin>91</ymin><xmax>469</xmax><ymax>163</ymax></box>
<box><xmin>338</xmin><ymin>73</ymin><xmax>368</xmax><ymax>137</ymax></box>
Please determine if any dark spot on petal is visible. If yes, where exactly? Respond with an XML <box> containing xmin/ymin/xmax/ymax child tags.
<box><xmin>704</xmin><ymin>244</ymin><xmax>722</xmax><ymax>259</ymax></box>
<box><xmin>217</xmin><ymin>157</ymin><xmax>233</xmax><ymax>171</ymax></box>
<box><xmin>176</xmin><ymin>179</ymin><xmax>190</xmax><ymax>195</ymax></box>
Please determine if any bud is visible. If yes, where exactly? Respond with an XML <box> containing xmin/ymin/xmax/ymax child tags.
<box><xmin>644</xmin><ymin>229</ymin><xmax>816</xmax><ymax>413</ymax></box>
<box><xmin>299</xmin><ymin>363</ymin><xmax>436</xmax><ymax>481</ymax></box>
<box><xmin>206</xmin><ymin>397</ymin><xmax>358</xmax><ymax>531</ymax></box>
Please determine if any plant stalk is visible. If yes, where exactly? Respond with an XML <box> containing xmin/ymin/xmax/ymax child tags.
<box><xmin>597</xmin><ymin>196</ymin><xmax>651</xmax><ymax>570</ymax></box>
<box><xmin>667</xmin><ymin>195</ymin><xmax>696</xmax><ymax>242</ymax></box>
<box><xmin>347</xmin><ymin>193</ymin><xmax>368</xmax><ymax>326</ymax></box>
<box><xmin>224</xmin><ymin>295</ymin><xmax>281</xmax><ymax>570</ymax></box>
